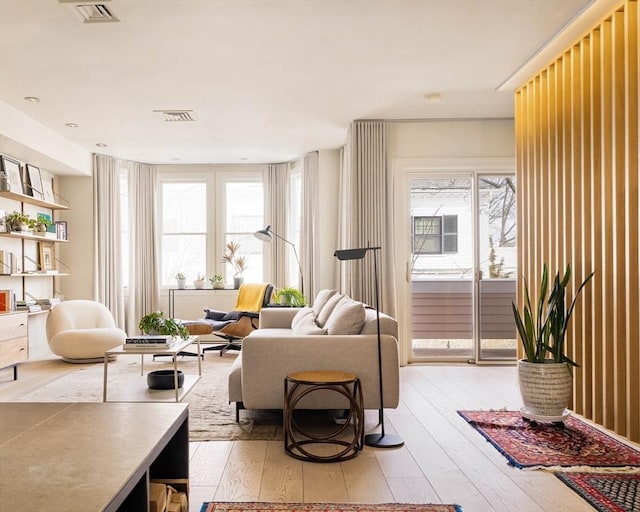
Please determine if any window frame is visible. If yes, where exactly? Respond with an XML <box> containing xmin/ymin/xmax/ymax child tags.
<box><xmin>156</xmin><ymin>167</ymin><xmax>267</xmax><ymax>289</ymax></box>
<box><xmin>412</xmin><ymin>214</ymin><xmax>458</xmax><ymax>255</ymax></box>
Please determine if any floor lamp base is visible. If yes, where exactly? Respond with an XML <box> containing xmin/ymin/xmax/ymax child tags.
<box><xmin>364</xmin><ymin>432</ymin><xmax>404</xmax><ymax>448</ymax></box>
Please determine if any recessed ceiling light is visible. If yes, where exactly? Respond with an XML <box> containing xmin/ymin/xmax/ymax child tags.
<box><xmin>240</xmin><ymin>157</ymin><xmax>248</xmax><ymax>161</ymax></box>
<box><xmin>96</xmin><ymin>142</ymin><xmax>107</xmax><ymax>147</ymax></box>
<box><xmin>171</xmin><ymin>158</ymin><xmax>181</xmax><ymax>162</ymax></box>
<box><xmin>24</xmin><ymin>96</ymin><xmax>40</xmax><ymax>103</ymax></box>
<box><xmin>65</xmin><ymin>122</ymin><xmax>79</xmax><ymax>128</ymax></box>
<box><xmin>423</xmin><ymin>93</ymin><xmax>442</xmax><ymax>104</ymax></box>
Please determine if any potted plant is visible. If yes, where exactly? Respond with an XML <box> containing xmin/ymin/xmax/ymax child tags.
<box><xmin>221</xmin><ymin>241</ymin><xmax>247</xmax><ymax>289</ymax></box>
<box><xmin>274</xmin><ymin>286</ymin><xmax>306</xmax><ymax>307</ymax></box>
<box><xmin>175</xmin><ymin>272</ymin><xmax>186</xmax><ymax>289</ymax></box>
<box><xmin>210</xmin><ymin>274</ymin><xmax>225</xmax><ymax>289</ymax></box>
<box><xmin>512</xmin><ymin>264</ymin><xmax>594</xmax><ymax>419</ymax></box>
<box><xmin>5</xmin><ymin>211</ymin><xmax>32</xmax><ymax>232</ymax></box>
<box><xmin>193</xmin><ymin>272</ymin><xmax>206</xmax><ymax>289</ymax></box>
<box><xmin>139</xmin><ymin>311</ymin><xmax>189</xmax><ymax>339</ymax></box>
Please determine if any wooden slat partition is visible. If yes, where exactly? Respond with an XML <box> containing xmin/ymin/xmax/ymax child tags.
<box><xmin>515</xmin><ymin>0</ymin><xmax>639</xmax><ymax>443</ymax></box>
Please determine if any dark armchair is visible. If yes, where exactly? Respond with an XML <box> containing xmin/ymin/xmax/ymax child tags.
<box><xmin>183</xmin><ymin>282</ymin><xmax>274</xmax><ymax>356</ymax></box>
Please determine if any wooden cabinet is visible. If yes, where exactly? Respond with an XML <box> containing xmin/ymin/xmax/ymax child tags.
<box><xmin>0</xmin><ymin>311</ymin><xmax>28</xmax><ymax>380</ymax></box>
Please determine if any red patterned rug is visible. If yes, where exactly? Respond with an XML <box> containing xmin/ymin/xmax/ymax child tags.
<box><xmin>458</xmin><ymin>410</ymin><xmax>640</xmax><ymax>470</ymax></box>
<box><xmin>200</xmin><ymin>504</ymin><xmax>462</xmax><ymax>512</ymax></box>
<box><xmin>556</xmin><ymin>472</ymin><xmax>640</xmax><ymax>511</ymax></box>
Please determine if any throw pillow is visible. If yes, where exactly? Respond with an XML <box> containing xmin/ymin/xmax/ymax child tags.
<box><xmin>324</xmin><ymin>298</ymin><xmax>366</xmax><ymax>335</ymax></box>
<box><xmin>292</xmin><ymin>311</ymin><xmax>327</xmax><ymax>335</ymax></box>
<box><xmin>291</xmin><ymin>307</ymin><xmax>314</xmax><ymax>331</ymax></box>
<box><xmin>315</xmin><ymin>292</ymin><xmax>343</xmax><ymax>327</ymax></box>
<box><xmin>312</xmin><ymin>289</ymin><xmax>337</xmax><ymax>317</ymax></box>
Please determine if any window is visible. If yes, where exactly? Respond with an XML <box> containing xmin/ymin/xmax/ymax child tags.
<box><xmin>413</xmin><ymin>215</ymin><xmax>458</xmax><ymax>255</ymax></box>
<box><xmin>159</xmin><ymin>181</ymin><xmax>207</xmax><ymax>286</ymax></box>
<box><xmin>222</xmin><ymin>179</ymin><xmax>264</xmax><ymax>285</ymax></box>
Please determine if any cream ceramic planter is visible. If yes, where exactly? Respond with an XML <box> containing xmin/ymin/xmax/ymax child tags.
<box><xmin>518</xmin><ymin>359</ymin><xmax>573</xmax><ymax>418</ymax></box>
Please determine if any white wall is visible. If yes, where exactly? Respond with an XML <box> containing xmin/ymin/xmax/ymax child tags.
<box><xmin>390</xmin><ymin>119</ymin><xmax>515</xmax><ymax>160</ymax></box>
<box><xmin>57</xmin><ymin>175</ymin><xmax>94</xmax><ymax>300</ymax></box>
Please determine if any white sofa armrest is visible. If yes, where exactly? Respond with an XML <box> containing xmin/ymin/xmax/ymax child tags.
<box><xmin>258</xmin><ymin>307</ymin><xmax>302</xmax><ymax>329</ymax></box>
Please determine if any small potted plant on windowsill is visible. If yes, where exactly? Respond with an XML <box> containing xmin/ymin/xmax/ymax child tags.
<box><xmin>210</xmin><ymin>274</ymin><xmax>225</xmax><ymax>289</ymax></box>
<box><xmin>221</xmin><ymin>241</ymin><xmax>247</xmax><ymax>289</ymax></box>
<box><xmin>175</xmin><ymin>272</ymin><xmax>186</xmax><ymax>289</ymax></box>
<box><xmin>193</xmin><ymin>272</ymin><xmax>206</xmax><ymax>289</ymax></box>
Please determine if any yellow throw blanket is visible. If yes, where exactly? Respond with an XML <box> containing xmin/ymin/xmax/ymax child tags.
<box><xmin>234</xmin><ymin>283</ymin><xmax>269</xmax><ymax>312</ymax></box>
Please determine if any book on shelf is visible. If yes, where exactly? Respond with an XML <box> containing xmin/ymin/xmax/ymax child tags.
<box><xmin>0</xmin><ymin>289</ymin><xmax>13</xmax><ymax>313</ymax></box>
<box><xmin>0</xmin><ymin>250</ymin><xmax>18</xmax><ymax>275</ymax></box>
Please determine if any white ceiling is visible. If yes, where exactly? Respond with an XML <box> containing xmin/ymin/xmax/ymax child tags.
<box><xmin>0</xmin><ymin>0</ymin><xmax>597</xmax><ymax>166</ymax></box>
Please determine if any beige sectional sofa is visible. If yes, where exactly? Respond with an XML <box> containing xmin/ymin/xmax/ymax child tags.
<box><xmin>228</xmin><ymin>289</ymin><xmax>400</xmax><ymax>420</ymax></box>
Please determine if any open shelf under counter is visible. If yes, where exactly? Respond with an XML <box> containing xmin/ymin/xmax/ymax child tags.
<box><xmin>0</xmin><ymin>190</ymin><xmax>70</xmax><ymax>210</ymax></box>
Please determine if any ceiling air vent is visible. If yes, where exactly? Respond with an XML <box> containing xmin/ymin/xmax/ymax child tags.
<box><xmin>154</xmin><ymin>110</ymin><xmax>197</xmax><ymax>122</ymax></box>
<box><xmin>59</xmin><ymin>1</ymin><xmax>119</xmax><ymax>24</ymax></box>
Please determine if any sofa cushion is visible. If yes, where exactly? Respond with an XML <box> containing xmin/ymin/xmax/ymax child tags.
<box><xmin>291</xmin><ymin>307</ymin><xmax>314</xmax><ymax>331</ymax></box>
<box><xmin>292</xmin><ymin>313</ymin><xmax>327</xmax><ymax>335</ymax></box>
<box><xmin>312</xmin><ymin>289</ymin><xmax>337</xmax><ymax>317</ymax></box>
<box><xmin>324</xmin><ymin>297</ymin><xmax>366</xmax><ymax>335</ymax></box>
<box><xmin>316</xmin><ymin>292</ymin><xmax>343</xmax><ymax>327</ymax></box>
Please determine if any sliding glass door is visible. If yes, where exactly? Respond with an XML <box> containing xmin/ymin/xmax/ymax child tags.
<box><xmin>407</xmin><ymin>172</ymin><xmax>517</xmax><ymax>363</ymax></box>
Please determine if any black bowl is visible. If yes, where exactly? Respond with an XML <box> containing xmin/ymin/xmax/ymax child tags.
<box><xmin>147</xmin><ymin>370</ymin><xmax>184</xmax><ymax>390</ymax></box>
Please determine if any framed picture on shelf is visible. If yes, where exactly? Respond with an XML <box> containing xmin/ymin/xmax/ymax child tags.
<box><xmin>0</xmin><ymin>155</ymin><xmax>23</xmax><ymax>194</ymax></box>
<box><xmin>25</xmin><ymin>164</ymin><xmax>44</xmax><ymax>199</ymax></box>
<box><xmin>0</xmin><ymin>209</ymin><xmax>6</xmax><ymax>232</ymax></box>
<box><xmin>41</xmin><ymin>175</ymin><xmax>55</xmax><ymax>203</ymax></box>
<box><xmin>54</xmin><ymin>220</ymin><xmax>67</xmax><ymax>240</ymax></box>
<box><xmin>39</xmin><ymin>242</ymin><xmax>56</xmax><ymax>272</ymax></box>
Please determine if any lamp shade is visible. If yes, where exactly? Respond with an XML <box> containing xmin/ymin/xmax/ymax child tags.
<box><xmin>334</xmin><ymin>248</ymin><xmax>369</xmax><ymax>261</ymax></box>
<box><xmin>254</xmin><ymin>226</ymin><xmax>273</xmax><ymax>242</ymax></box>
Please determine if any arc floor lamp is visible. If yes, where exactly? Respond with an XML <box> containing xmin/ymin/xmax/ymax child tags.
<box><xmin>254</xmin><ymin>225</ymin><xmax>304</xmax><ymax>296</ymax></box>
<box><xmin>334</xmin><ymin>246</ymin><xmax>404</xmax><ymax>448</ymax></box>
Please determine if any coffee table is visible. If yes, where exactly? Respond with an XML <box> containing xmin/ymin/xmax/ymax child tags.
<box><xmin>103</xmin><ymin>335</ymin><xmax>201</xmax><ymax>402</ymax></box>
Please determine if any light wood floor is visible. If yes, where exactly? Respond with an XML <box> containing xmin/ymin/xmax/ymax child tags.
<box><xmin>3</xmin><ymin>357</ymin><xmax>635</xmax><ymax>512</ymax></box>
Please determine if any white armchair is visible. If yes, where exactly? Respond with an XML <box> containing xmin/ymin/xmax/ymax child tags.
<box><xmin>46</xmin><ymin>300</ymin><xmax>126</xmax><ymax>363</ymax></box>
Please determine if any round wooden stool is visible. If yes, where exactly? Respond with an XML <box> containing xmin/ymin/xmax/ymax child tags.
<box><xmin>283</xmin><ymin>370</ymin><xmax>364</xmax><ymax>462</ymax></box>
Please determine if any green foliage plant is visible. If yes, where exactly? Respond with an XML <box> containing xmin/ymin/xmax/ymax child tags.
<box><xmin>175</xmin><ymin>272</ymin><xmax>186</xmax><ymax>280</ymax></box>
<box><xmin>210</xmin><ymin>274</ymin><xmax>223</xmax><ymax>283</ymax></box>
<box><xmin>5</xmin><ymin>211</ymin><xmax>32</xmax><ymax>231</ymax></box>
<box><xmin>138</xmin><ymin>311</ymin><xmax>189</xmax><ymax>339</ymax></box>
<box><xmin>512</xmin><ymin>264</ymin><xmax>594</xmax><ymax>366</ymax></box>
<box><xmin>275</xmin><ymin>287</ymin><xmax>306</xmax><ymax>307</ymax></box>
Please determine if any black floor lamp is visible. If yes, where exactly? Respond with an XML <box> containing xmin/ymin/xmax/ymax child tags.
<box><xmin>334</xmin><ymin>246</ymin><xmax>404</xmax><ymax>448</ymax></box>
<box><xmin>254</xmin><ymin>225</ymin><xmax>304</xmax><ymax>296</ymax></box>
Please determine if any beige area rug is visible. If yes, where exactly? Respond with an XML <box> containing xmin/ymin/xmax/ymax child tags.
<box><xmin>12</xmin><ymin>353</ymin><xmax>285</xmax><ymax>442</ymax></box>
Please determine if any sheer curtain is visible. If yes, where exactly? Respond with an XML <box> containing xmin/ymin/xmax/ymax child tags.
<box><xmin>336</xmin><ymin>120</ymin><xmax>397</xmax><ymax>316</ymax></box>
<box><xmin>301</xmin><ymin>151</ymin><xmax>319</xmax><ymax>300</ymax></box>
<box><xmin>265</xmin><ymin>163</ymin><xmax>288</xmax><ymax>289</ymax></box>
<box><xmin>126</xmin><ymin>161</ymin><xmax>159</xmax><ymax>335</ymax></box>
<box><xmin>93</xmin><ymin>154</ymin><xmax>125</xmax><ymax>328</ymax></box>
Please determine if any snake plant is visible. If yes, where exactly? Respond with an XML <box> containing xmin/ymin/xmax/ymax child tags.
<box><xmin>512</xmin><ymin>264</ymin><xmax>594</xmax><ymax>366</ymax></box>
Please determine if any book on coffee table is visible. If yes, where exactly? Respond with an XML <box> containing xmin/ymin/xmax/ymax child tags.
<box><xmin>124</xmin><ymin>335</ymin><xmax>176</xmax><ymax>349</ymax></box>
